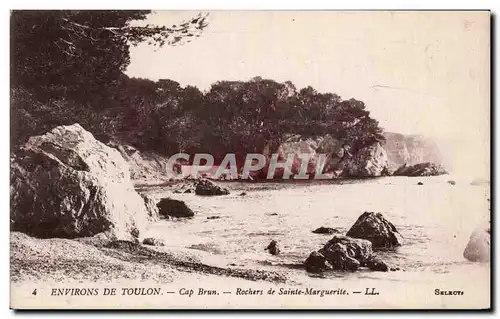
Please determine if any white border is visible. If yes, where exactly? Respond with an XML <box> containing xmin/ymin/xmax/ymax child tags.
<box><xmin>1</xmin><ymin>0</ymin><xmax>497</xmax><ymax>317</ymax></box>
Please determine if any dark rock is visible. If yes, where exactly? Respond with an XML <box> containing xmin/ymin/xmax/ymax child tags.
<box><xmin>207</xmin><ymin>216</ymin><xmax>221</xmax><ymax>220</ymax></box>
<box><xmin>312</xmin><ymin>227</ymin><xmax>341</xmax><ymax>234</ymax></box>
<box><xmin>417</xmin><ymin>182</ymin><xmax>424</xmax><ymax>185</ymax></box>
<box><xmin>10</xmin><ymin>124</ymin><xmax>156</xmax><ymax>240</ymax></box>
<box><xmin>183</xmin><ymin>189</ymin><xmax>192</xmax><ymax>193</ymax></box>
<box><xmin>381</xmin><ymin>166</ymin><xmax>391</xmax><ymax>176</ymax></box>
<box><xmin>447</xmin><ymin>180</ymin><xmax>456</xmax><ymax>185</ymax></box>
<box><xmin>305</xmin><ymin>235</ymin><xmax>393</xmax><ymax>273</ymax></box>
<box><xmin>318</xmin><ymin>235</ymin><xmax>372</xmax><ymax>271</ymax></box>
<box><xmin>142</xmin><ymin>237</ymin><xmax>165</xmax><ymax>246</ymax></box>
<box><xmin>304</xmin><ymin>251</ymin><xmax>333</xmax><ymax>273</ymax></box>
<box><xmin>130</xmin><ymin>227</ymin><xmax>140</xmax><ymax>239</ymax></box>
<box><xmin>239</xmin><ymin>192</ymin><xmax>247</xmax><ymax>196</ymax></box>
<box><xmin>346</xmin><ymin>212</ymin><xmax>403</xmax><ymax>249</ymax></box>
<box><xmin>393</xmin><ymin>162</ymin><xmax>447</xmax><ymax>176</ymax></box>
<box><xmin>265</xmin><ymin>240</ymin><xmax>280</xmax><ymax>255</ymax></box>
<box><xmin>156</xmin><ymin>198</ymin><xmax>194</xmax><ymax>218</ymax></box>
<box><xmin>390</xmin><ymin>267</ymin><xmax>401</xmax><ymax>271</ymax></box>
<box><xmin>195</xmin><ymin>179</ymin><xmax>230</xmax><ymax>196</ymax></box>
<box><xmin>364</xmin><ymin>256</ymin><xmax>389</xmax><ymax>272</ymax></box>
<box><xmin>267</xmin><ymin>213</ymin><xmax>279</xmax><ymax>216</ymax></box>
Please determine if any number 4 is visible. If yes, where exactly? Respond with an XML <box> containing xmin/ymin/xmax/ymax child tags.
<box><xmin>32</xmin><ymin>289</ymin><xmax>37</xmax><ymax>296</ymax></box>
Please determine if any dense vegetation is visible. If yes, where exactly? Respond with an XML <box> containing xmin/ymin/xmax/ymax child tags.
<box><xmin>11</xmin><ymin>10</ymin><xmax>385</xmax><ymax>161</ymax></box>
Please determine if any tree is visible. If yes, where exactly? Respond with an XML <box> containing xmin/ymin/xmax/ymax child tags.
<box><xmin>10</xmin><ymin>10</ymin><xmax>209</xmax><ymax>147</ymax></box>
<box><xmin>201</xmin><ymin>78</ymin><xmax>297</xmax><ymax>161</ymax></box>
<box><xmin>11</xmin><ymin>10</ymin><xmax>208</xmax><ymax>103</ymax></box>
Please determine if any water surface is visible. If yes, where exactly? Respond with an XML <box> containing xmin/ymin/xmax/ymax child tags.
<box><xmin>142</xmin><ymin>176</ymin><xmax>490</xmax><ymax>286</ymax></box>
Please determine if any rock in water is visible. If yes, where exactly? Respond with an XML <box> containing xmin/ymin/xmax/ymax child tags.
<box><xmin>318</xmin><ymin>236</ymin><xmax>372</xmax><ymax>271</ymax></box>
<box><xmin>312</xmin><ymin>227</ymin><xmax>341</xmax><ymax>234</ymax></box>
<box><xmin>346</xmin><ymin>212</ymin><xmax>403</xmax><ymax>249</ymax></box>
<box><xmin>304</xmin><ymin>251</ymin><xmax>332</xmax><ymax>273</ymax></box>
<box><xmin>195</xmin><ymin>179</ymin><xmax>230</xmax><ymax>196</ymax></box>
<box><xmin>463</xmin><ymin>227</ymin><xmax>490</xmax><ymax>262</ymax></box>
<box><xmin>393</xmin><ymin>162</ymin><xmax>447</xmax><ymax>176</ymax></box>
<box><xmin>363</xmin><ymin>256</ymin><xmax>389</xmax><ymax>272</ymax></box>
<box><xmin>265</xmin><ymin>240</ymin><xmax>280</xmax><ymax>255</ymax></box>
<box><xmin>156</xmin><ymin>198</ymin><xmax>194</xmax><ymax>218</ymax></box>
<box><xmin>10</xmin><ymin>124</ymin><xmax>158</xmax><ymax>240</ymax></box>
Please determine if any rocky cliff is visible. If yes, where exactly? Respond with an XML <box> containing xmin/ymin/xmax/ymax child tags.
<box><xmin>109</xmin><ymin>142</ymin><xmax>172</xmax><ymax>184</ymax></box>
<box><xmin>268</xmin><ymin>135</ymin><xmax>390</xmax><ymax>178</ymax></box>
<box><xmin>101</xmin><ymin>131</ymin><xmax>445</xmax><ymax>181</ymax></box>
<box><xmin>382</xmin><ymin>132</ymin><xmax>444</xmax><ymax>172</ymax></box>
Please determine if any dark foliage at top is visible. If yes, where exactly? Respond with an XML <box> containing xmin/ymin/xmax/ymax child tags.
<box><xmin>11</xmin><ymin>10</ymin><xmax>384</xmax><ymax>158</ymax></box>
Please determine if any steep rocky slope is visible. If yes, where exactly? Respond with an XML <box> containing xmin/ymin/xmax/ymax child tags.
<box><xmin>382</xmin><ymin>132</ymin><xmax>444</xmax><ymax>172</ymax></box>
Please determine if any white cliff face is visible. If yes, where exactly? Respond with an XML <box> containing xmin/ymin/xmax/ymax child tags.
<box><xmin>342</xmin><ymin>143</ymin><xmax>389</xmax><ymax>177</ymax></box>
<box><xmin>272</xmin><ymin>135</ymin><xmax>389</xmax><ymax>178</ymax></box>
<box><xmin>276</xmin><ymin>135</ymin><xmax>320</xmax><ymax>175</ymax></box>
<box><xmin>272</xmin><ymin>134</ymin><xmax>350</xmax><ymax>178</ymax></box>
<box><xmin>10</xmin><ymin>124</ymin><xmax>159</xmax><ymax>240</ymax></box>
<box><xmin>382</xmin><ymin>132</ymin><xmax>410</xmax><ymax>171</ymax></box>
<box><xmin>383</xmin><ymin>132</ymin><xmax>445</xmax><ymax>172</ymax></box>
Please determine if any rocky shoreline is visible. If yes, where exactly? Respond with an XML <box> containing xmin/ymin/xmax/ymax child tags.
<box><xmin>11</xmin><ymin>232</ymin><xmax>287</xmax><ymax>284</ymax></box>
<box><xmin>10</xmin><ymin>124</ymin><xmax>488</xmax><ymax>285</ymax></box>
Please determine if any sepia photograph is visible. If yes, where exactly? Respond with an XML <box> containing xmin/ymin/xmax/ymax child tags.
<box><xmin>9</xmin><ymin>10</ymin><xmax>491</xmax><ymax>310</ymax></box>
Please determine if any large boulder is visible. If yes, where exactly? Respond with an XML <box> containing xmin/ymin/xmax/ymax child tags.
<box><xmin>463</xmin><ymin>227</ymin><xmax>490</xmax><ymax>262</ymax></box>
<box><xmin>317</xmin><ymin>236</ymin><xmax>373</xmax><ymax>271</ymax></box>
<box><xmin>195</xmin><ymin>179</ymin><xmax>230</xmax><ymax>196</ymax></box>
<box><xmin>393</xmin><ymin>162</ymin><xmax>447</xmax><ymax>176</ymax></box>
<box><xmin>10</xmin><ymin>124</ymin><xmax>158</xmax><ymax>240</ymax></box>
<box><xmin>156</xmin><ymin>198</ymin><xmax>195</xmax><ymax>218</ymax></box>
<box><xmin>346</xmin><ymin>212</ymin><xmax>403</xmax><ymax>249</ymax></box>
<box><xmin>305</xmin><ymin>235</ymin><xmax>394</xmax><ymax>273</ymax></box>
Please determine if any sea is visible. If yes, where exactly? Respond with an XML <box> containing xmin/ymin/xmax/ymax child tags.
<box><xmin>140</xmin><ymin>174</ymin><xmax>490</xmax><ymax>308</ymax></box>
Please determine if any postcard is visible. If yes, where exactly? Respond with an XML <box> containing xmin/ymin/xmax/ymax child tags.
<box><xmin>10</xmin><ymin>10</ymin><xmax>490</xmax><ymax>310</ymax></box>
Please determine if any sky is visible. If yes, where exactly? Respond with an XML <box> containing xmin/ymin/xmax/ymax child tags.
<box><xmin>126</xmin><ymin>11</ymin><xmax>490</xmax><ymax>177</ymax></box>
